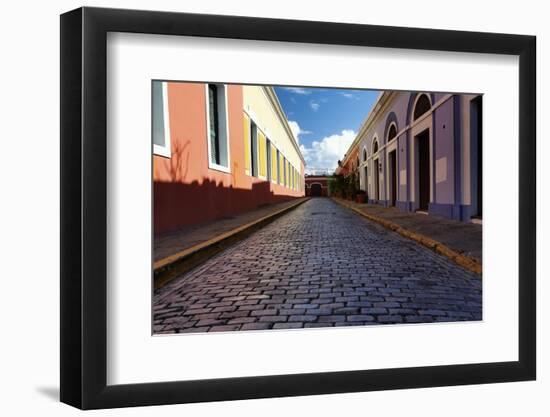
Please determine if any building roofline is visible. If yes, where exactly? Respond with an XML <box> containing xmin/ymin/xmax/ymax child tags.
<box><xmin>339</xmin><ymin>90</ymin><xmax>397</xmax><ymax>167</ymax></box>
<box><xmin>263</xmin><ymin>86</ymin><xmax>306</xmax><ymax>166</ymax></box>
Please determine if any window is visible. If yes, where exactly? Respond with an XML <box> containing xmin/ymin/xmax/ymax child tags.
<box><xmin>250</xmin><ymin>121</ymin><xmax>258</xmax><ymax>177</ymax></box>
<box><xmin>363</xmin><ymin>148</ymin><xmax>367</xmax><ymax>162</ymax></box>
<box><xmin>290</xmin><ymin>165</ymin><xmax>293</xmax><ymax>189</ymax></box>
<box><xmin>206</xmin><ymin>84</ymin><xmax>229</xmax><ymax>171</ymax></box>
<box><xmin>271</xmin><ymin>145</ymin><xmax>277</xmax><ymax>183</ymax></box>
<box><xmin>276</xmin><ymin>150</ymin><xmax>281</xmax><ymax>184</ymax></box>
<box><xmin>283</xmin><ymin>158</ymin><xmax>287</xmax><ymax>186</ymax></box>
<box><xmin>373</xmin><ymin>139</ymin><xmax>379</xmax><ymax>154</ymax></box>
<box><xmin>289</xmin><ymin>165</ymin><xmax>292</xmax><ymax>188</ymax></box>
<box><xmin>243</xmin><ymin>113</ymin><xmax>251</xmax><ymax>173</ymax></box>
<box><xmin>413</xmin><ymin>94</ymin><xmax>431</xmax><ymax>120</ymax></box>
<box><xmin>152</xmin><ymin>81</ymin><xmax>171</xmax><ymax>157</ymax></box>
<box><xmin>388</xmin><ymin>123</ymin><xmax>397</xmax><ymax>141</ymax></box>
<box><xmin>290</xmin><ymin>164</ymin><xmax>293</xmax><ymax>189</ymax></box>
<box><xmin>266</xmin><ymin>139</ymin><xmax>272</xmax><ymax>181</ymax></box>
<box><xmin>258</xmin><ymin>130</ymin><xmax>267</xmax><ymax>178</ymax></box>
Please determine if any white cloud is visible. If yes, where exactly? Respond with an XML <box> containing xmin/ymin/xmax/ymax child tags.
<box><xmin>309</xmin><ymin>100</ymin><xmax>320</xmax><ymax>111</ymax></box>
<box><xmin>300</xmin><ymin>129</ymin><xmax>356</xmax><ymax>172</ymax></box>
<box><xmin>282</xmin><ymin>87</ymin><xmax>311</xmax><ymax>95</ymax></box>
<box><xmin>288</xmin><ymin>120</ymin><xmax>312</xmax><ymax>144</ymax></box>
<box><xmin>340</xmin><ymin>92</ymin><xmax>360</xmax><ymax>100</ymax></box>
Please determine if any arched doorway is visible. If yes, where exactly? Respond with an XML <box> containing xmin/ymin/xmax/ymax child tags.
<box><xmin>372</xmin><ymin>139</ymin><xmax>380</xmax><ymax>202</ymax></box>
<box><xmin>386</xmin><ymin>122</ymin><xmax>398</xmax><ymax>207</ymax></box>
<box><xmin>310</xmin><ymin>183</ymin><xmax>322</xmax><ymax>197</ymax></box>
<box><xmin>373</xmin><ymin>159</ymin><xmax>380</xmax><ymax>201</ymax></box>
<box><xmin>364</xmin><ymin>165</ymin><xmax>369</xmax><ymax>201</ymax></box>
<box><xmin>388</xmin><ymin>151</ymin><xmax>397</xmax><ymax>206</ymax></box>
<box><xmin>416</xmin><ymin>130</ymin><xmax>430</xmax><ymax>210</ymax></box>
<box><xmin>412</xmin><ymin>94</ymin><xmax>432</xmax><ymax>212</ymax></box>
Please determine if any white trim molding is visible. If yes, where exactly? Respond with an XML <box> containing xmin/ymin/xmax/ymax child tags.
<box><xmin>411</xmin><ymin>92</ymin><xmax>433</xmax><ymax>120</ymax></box>
<box><xmin>386</xmin><ymin>121</ymin><xmax>398</xmax><ymax>142</ymax></box>
<box><xmin>372</xmin><ymin>135</ymin><xmax>380</xmax><ymax>156</ymax></box>
<box><xmin>205</xmin><ymin>83</ymin><xmax>231</xmax><ymax>174</ymax></box>
<box><xmin>153</xmin><ymin>81</ymin><xmax>172</xmax><ymax>158</ymax></box>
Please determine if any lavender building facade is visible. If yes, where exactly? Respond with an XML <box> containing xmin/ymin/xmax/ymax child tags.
<box><xmin>347</xmin><ymin>91</ymin><xmax>482</xmax><ymax>222</ymax></box>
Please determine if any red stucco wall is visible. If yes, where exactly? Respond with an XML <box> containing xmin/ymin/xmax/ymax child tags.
<box><xmin>153</xmin><ymin>82</ymin><xmax>304</xmax><ymax>235</ymax></box>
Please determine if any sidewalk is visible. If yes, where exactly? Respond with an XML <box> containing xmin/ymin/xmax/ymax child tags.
<box><xmin>333</xmin><ymin>198</ymin><xmax>482</xmax><ymax>274</ymax></box>
<box><xmin>154</xmin><ymin>197</ymin><xmax>309</xmax><ymax>287</ymax></box>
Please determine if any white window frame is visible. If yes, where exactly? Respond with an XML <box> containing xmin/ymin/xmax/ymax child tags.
<box><xmin>276</xmin><ymin>149</ymin><xmax>281</xmax><ymax>184</ymax></box>
<box><xmin>266</xmin><ymin>138</ymin><xmax>272</xmax><ymax>182</ymax></box>
<box><xmin>372</xmin><ymin>135</ymin><xmax>380</xmax><ymax>156</ymax></box>
<box><xmin>256</xmin><ymin>125</ymin><xmax>267</xmax><ymax>181</ymax></box>
<box><xmin>271</xmin><ymin>144</ymin><xmax>279</xmax><ymax>185</ymax></box>
<box><xmin>205</xmin><ymin>84</ymin><xmax>231</xmax><ymax>174</ymax></box>
<box><xmin>387</xmin><ymin>121</ymin><xmax>398</xmax><ymax>142</ymax></box>
<box><xmin>412</xmin><ymin>93</ymin><xmax>433</xmax><ymax>122</ymax></box>
<box><xmin>243</xmin><ymin>107</ymin><xmax>260</xmax><ymax>178</ymax></box>
<box><xmin>153</xmin><ymin>81</ymin><xmax>172</xmax><ymax>158</ymax></box>
<box><xmin>250</xmin><ymin>120</ymin><xmax>259</xmax><ymax>178</ymax></box>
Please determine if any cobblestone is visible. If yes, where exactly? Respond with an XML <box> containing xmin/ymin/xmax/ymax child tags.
<box><xmin>154</xmin><ymin>198</ymin><xmax>482</xmax><ymax>333</ymax></box>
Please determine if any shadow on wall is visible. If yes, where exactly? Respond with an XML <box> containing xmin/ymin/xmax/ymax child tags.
<box><xmin>154</xmin><ymin>178</ymin><xmax>300</xmax><ymax>235</ymax></box>
<box><xmin>167</xmin><ymin>139</ymin><xmax>191</xmax><ymax>183</ymax></box>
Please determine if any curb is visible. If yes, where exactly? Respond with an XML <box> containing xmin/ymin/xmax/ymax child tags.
<box><xmin>332</xmin><ymin>198</ymin><xmax>482</xmax><ymax>276</ymax></box>
<box><xmin>154</xmin><ymin>197</ymin><xmax>311</xmax><ymax>289</ymax></box>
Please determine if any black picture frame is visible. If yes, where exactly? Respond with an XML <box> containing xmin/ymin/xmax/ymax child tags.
<box><xmin>60</xmin><ymin>6</ymin><xmax>536</xmax><ymax>410</ymax></box>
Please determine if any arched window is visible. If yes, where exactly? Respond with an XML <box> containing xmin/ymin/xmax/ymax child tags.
<box><xmin>373</xmin><ymin>139</ymin><xmax>379</xmax><ymax>154</ymax></box>
<box><xmin>356</xmin><ymin>157</ymin><xmax>359</xmax><ymax>168</ymax></box>
<box><xmin>388</xmin><ymin>123</ymin><xmax>397</xmax><ymax>142</ymax></box>
<box><xmin>413</xmin><ymin>94</ymin><xmax>431</xmax><ymax>120</ymax></box>
<box><xmin>363</xmin><ymin>148</ymin><xmax>367</xmax><ymax>162</ymax></box>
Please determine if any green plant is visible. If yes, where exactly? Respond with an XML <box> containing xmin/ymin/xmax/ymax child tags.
<box><xmin>328</xmin><ymin>174</ymin><xmax>346</xmax><ymax>197</ymax></box>
<box><xmin>346</xmin><ymin>171</ymin><xmax>360</xmax><ymax>200</ymax></box>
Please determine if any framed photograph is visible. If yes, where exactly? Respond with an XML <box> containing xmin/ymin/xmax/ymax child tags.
<box><xmin>60</xmin><ymin>6</ymin><xmax>536</xmax><ymax>409</ymax></box>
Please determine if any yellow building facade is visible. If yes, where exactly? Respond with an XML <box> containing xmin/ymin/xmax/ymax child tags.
<box><xmin>243</xmin><ymin>86</ymin><xmax>305</xmax><ymax>191</ymax></box>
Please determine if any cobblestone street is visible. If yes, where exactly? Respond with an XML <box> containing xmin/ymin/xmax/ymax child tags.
<box><xmin>153</xmin><ymin>198</ymin><xmax>482</xmax><ymax>333</ymax></box>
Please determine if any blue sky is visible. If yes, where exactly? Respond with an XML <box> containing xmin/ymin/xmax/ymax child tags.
<box><xmin>274</xmin><ymin>86</ymin><xmax>379</xmax><ymax>174</ymax></box>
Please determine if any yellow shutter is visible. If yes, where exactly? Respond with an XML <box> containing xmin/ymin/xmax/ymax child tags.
<box><xmin>290</xmin><ymin>165</ymin><xmax>293</xmax><ymax>189</ymax></box>
<box><xmin>288</xmin><ymin>162</ymin><xmax>292</xmax><ymax>189</ymax></box>
<box><xmin>271</xmin><ymin>146</ymin><xmax>277</xmax><ymax>183</ymax></box>
<box><xmin>288</xmin><ymin>165</ymin><xmax>291</xmax><ymax>188</ymax></box>
<box><xmin>258</xmin><ymin>131</ymin><xmax>266</xmax><ymax>177</ymax></box>
<box><xmin>243</xmin><ymin>113</ymin><xmax>250</xmax><ymax>173</ymax></box>
<box><xmin>279</xmin><ymin>155</ymin><xmax>284</xmax><ymax>185</ymax></box>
